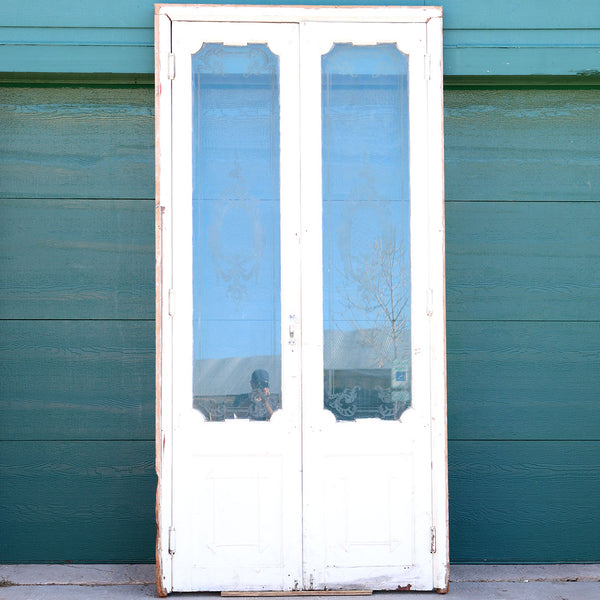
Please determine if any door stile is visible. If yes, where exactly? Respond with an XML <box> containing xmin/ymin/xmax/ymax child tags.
<box><xmin>298</xmin><ymin>20</ymin><xmax>326</xmax><ymax>589</ymax></box>
<box><xmin>169</xmin><ymin>23</ymin><xmax>197</xmax><ymax>590</ymax></box>
<box><xmin>275</xmin><ymin>24</ymin><xmax>305</xmax><ymax>590</ymax></box>
<box><xmin>155</xmin><ymin>9</ymin><xmax>175</xmax><ymax>595</ymax></box>
<box><xmin>423</xmin><ymin>15</ymin><xmax>448</xmax><ymax>592</ymax></box>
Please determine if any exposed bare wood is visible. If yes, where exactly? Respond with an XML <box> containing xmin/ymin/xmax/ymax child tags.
<box><xmin>222</xmin><ymin>592</ymin><xmax>372</xmax><ymax>597</ymax></box>
<box><xmin>155</xmin><ymin>8</ymin><xmax>169</xmax><ymax>598</ymax></box>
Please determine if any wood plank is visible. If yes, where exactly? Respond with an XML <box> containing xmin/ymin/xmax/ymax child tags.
<box><xmin>447</xmin><ymin>321</ymin><xmax>600</xmax><ymax>441</ymax></box>
<box><xmin>446</xmin><ymin>202</ymin><xmax>600</xmax><ymax>321</ymax></box>
<box><xmin>443</xmin><ymin>46</ymin><xmax>600</xmax><ymax>77</ymax></box>
<box><xmin>445</xmin><ymin>76</ymin><xmax>600</xmax><ymax>89</ymax></box>
<box><xmin>445</xmin><ymin>89</ymin><xmax>600</xmax><ymax>201</ymax></box>
<box><xmin>1</xmin><ymin>0</ymin><xmax>599</xmax><ymax>29</ymax></box>
<box><xmin>445</xmin><ymin>28</ymin><xmax>600</xmax><ymax>47</ymax></box>
<box><xmin>3</xmin><ymin>42</ymin><xmax>600</xmax><ymax>77</ymax></box>
<box><xmin>0</xmin><ymin>198</ymin><xmax>154</xmax><ymax>319</ymax></box>
<box><xmin>1</xmin><ymin>5</ymin><xmax>600</xmax><ymax>74</ymax></box>
<box><xmin>0</xmin><ymin>86</ymin><xmax>154</xmax><ymax>199</ymax></box>
<box><xmin>0</xmin><ymin>73</ymin><xmax>155</xmax><ymax>85</ymax></box>
<box><xmin>0</xmin><ymin>25</ymin><xmax>153</xmax><ymax>45</ymax></box>
<box><xmin>449</xmin><ymin>441</ymin><xmax>600</xmax><ymax>563</ymax></box>
<box><xmin>222</xmin><ymin>592</ymin><xmax>372</xmax><ymax>597</ymax></box>
<box><xmin>0</xmin><ymin>320</ymin><xmax>154</xmax><ymax>441</ymax></box>
<box><xmin>436</xmin><ymin>0</ymin><xmax>600</xmax><ymax>29</ymax></box>
<box><xmin>0</xmin><ymin>440</ymin><xmax>155</xmax><ymax>563</ymax></box>
<box><xmin>0</xmin><ymin>43</ymin><xmax>154</xmax><ymax>76</ymax></box>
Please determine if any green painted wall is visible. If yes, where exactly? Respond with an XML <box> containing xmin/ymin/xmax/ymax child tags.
<box><xmin>1</xmin><ymin>81</ymin><xmax>599</xmax><ymax>563</ymax></box>
<box><xmin>445</xmin><ymin>88</ymin><xmax>600</xmax><ymax>562</ymax></box>
<box><xmin>1</xmin><ymin>1</ymin><xmax>600</xmax><ymax>75</ymax></box>
<box><xmin>1</xmin><ymin>0</ymin><xmax>599</xmax><ymax>570</ymax></box>
<box><xmin>0</xmin><ymin>84</ymin><xmax>156</xmax><ymax>563</ymax></box>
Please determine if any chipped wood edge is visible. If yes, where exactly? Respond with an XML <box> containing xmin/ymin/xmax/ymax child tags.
<box><xmin>426</xmin><ymin>12</ymin><xmax>450</xmax><ymax>595</ymax></box>
<box><xmin>222</xmin><ymin>592</ymin><xmax>372</xmax><ymax>597</ymax></box>
<box><xmin>155</xmin><ymin>5</ymin><xmax>172</xmax><ymax>597</ymax></box>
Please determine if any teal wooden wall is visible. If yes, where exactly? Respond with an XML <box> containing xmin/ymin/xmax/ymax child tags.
<box><xmin>1</xmin><ymin>81</ymin><xmax>599</xmax><ymax>564</ymax></box>
<box><xmin>0</xmin><ymin>85</ymin><xmax>157</xmax><ymax>562</ymax></box>
<box><xmin>1</xmin><ymin>0</ymin><xmax>600</xmax><ymax>567</ymax></box>
<box><xmin>445</xmin><ymin>87</ymin><xmax>600</xmax><ymax>562</ymax></box>
<box><xmin>1</xmin><ymin>1</ymin><xmax>600</xmax><ymax>76</ymax></box>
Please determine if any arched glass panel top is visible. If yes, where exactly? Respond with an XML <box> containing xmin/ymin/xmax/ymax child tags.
<box><xmin>192</xmin><ymin>43</ymin><xmax>282</xmax><ymax>422</ymax></box>
<box><xmin>322</xmin><ymin>44</ymin><xmax>411</xmax><ymax>421</ymax></box>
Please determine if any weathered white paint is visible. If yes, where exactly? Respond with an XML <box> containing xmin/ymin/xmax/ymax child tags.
<box><xmin>168</xmin><ymin>21</ymin><xmax>303</xmax><ymax>592</ymax></box>
<box><xmin>158</xmin><ymin>5</ymin><xmax>438</xmax><ymax>24</ymax></box>
<box><xmin>155</xmin><ymin>10</ymin><xmax>174</xmax><ymax>597</ymax></box>
<box><xmin>300</xmin><ymin>20</ymin><xmax>435</xmax><ymax>591</ymax></box>
<box><xmin>424</xmin><ymin>14</ymin><xmax>449</xmax><ymax>593</ymax></box>
<box><xmin>155</xmin><ymin>5</ymin><xmax>447</xmax><ymax>595</ymax></box>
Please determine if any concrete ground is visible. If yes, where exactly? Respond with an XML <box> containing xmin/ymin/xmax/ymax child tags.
<box><xmin>1</xmin><ymin>564</ymin><xmax>599</xmax><ymax>599</ymax></box>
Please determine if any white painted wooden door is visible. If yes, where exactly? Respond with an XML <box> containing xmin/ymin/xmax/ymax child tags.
<box><xmin>299</xmin><ymin>22</ymin><xmax>434</xmax><ymax>590</ymax></box>
<box><xmin>169</xmin><ymin>21</ymin><xmax>304</xmax><ymax>592</ymax></box>
<box><xmin>158</xmin><ymin>7</ymin><xmax>446</xmax><ymax>594</ymax></box>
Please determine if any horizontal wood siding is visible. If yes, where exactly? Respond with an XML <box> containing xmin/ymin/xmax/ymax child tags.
<box><xmin>3</xmin><ymin>0</ymin><xmax>599</xmax><ymax>28</ymax></box>
<box><xmin>446</xmin><ymin>203</ymin><xmax>600</xmax><ymax>320</ymax></box>
<box><xmin>0</xmin><ymin>87</ymin><xmax>154</xmax><ymax>199</ymax></box>
<box><xmin>0</xmin><ymin>441</ymin><xmax>155</xmax><ymax>562</ymax></box>
<box><xmin>2</xmin><ymin>82</ymin><xmax>599</xmax><ymax>564</ymax></box>
<box><xmin>0</xmin><ymin>321</ymin><xmax>154</xmax><ymax>441</ymax></box>
<box><xmin>446</xmin><ymin>88</ymin><xmax>600</xmax><ymax>562</ymax></box>
<box><xmin>0</xmin><ymin>85</ymin><xmax>156</xmax><ymax>562</ymax></box>
<box><xmin>445</xmin><ymin>90</ymin><xmax>600</xmax><ymax>202</ymax></box>
<box><xmin>449</xmin><ymin>441</ymin><xmax>600</xmax><ymax>563</ymax></box>
<box><xmin>0</xmin><ymin>199</ymin><xmax>154</xmax><ymax>319</ymax></box>
<box><xmin>447</xmin><ymin>322</ymin><xmax>600</xmax><ymax>441</ymax></box>
<box><xmin>1</xmin><ymin>1</ymin><xmax>600</xmax><ymax>75</ymax></box>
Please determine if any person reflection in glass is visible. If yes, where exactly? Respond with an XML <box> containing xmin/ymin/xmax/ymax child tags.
<box><xmin>234</xmin><ymin>369</ymin><xmax>279</xmax><ymax>421</ymax></box>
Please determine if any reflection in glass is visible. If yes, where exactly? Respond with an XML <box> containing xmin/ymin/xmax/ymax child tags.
<box><xmin>322</xmin><ymin>44</ymin><xmax>411</xmax><ymax>421</ymax></box>
<box><xmin>192</xmin><ymin>44</ymin><xmax>281</xmax><ymax>421</ymax></box>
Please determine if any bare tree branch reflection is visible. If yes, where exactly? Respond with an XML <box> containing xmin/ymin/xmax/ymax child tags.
<box><xmin>336</xmin><ymin>225</ymin><xmax>409</xmax><ymax>367</ymax></box>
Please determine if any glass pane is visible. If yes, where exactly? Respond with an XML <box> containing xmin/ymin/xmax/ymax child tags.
<box><xmin>322</xmin><ymin>44</ymin><xmax>411</xmax><ymax>421</ymax></box>
<box><xmin>192</xmin><ymin>44</ymin><xmax>281</xmax><ymax>421</ymax></box>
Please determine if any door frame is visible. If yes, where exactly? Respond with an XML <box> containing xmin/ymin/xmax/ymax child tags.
<box><xmin>155</xmin><ymin>5</ymin><xmax>447</xmax><ymax>596</ymax></box>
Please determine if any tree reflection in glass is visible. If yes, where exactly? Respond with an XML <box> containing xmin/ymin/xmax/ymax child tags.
<box><xmin>322</xmin><ymin>44</ymin><xmax>411</xmax><ymax>421</ymax></box>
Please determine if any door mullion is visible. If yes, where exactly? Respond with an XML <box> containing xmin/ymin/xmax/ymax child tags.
<box><xmin>298</xmin><ymin>21</ymin><xmax>328</xmax><ymax>589</ymax></box>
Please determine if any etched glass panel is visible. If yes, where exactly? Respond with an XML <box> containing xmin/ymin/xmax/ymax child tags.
<box><xmin>322</xmin><ymin>44</ymin><xmax>411</xmax><ymax>421</ymax></box>
<box><xmin>192</xmin><ymin>44</ymin><xmax>281</xmax><ymax>421</ymax></box>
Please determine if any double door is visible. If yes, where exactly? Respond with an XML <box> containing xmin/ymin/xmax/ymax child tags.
<box><xmin>156</xmin><ymin>6</ymin><xmax>446</xmax><ymax>594</ymax></box>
